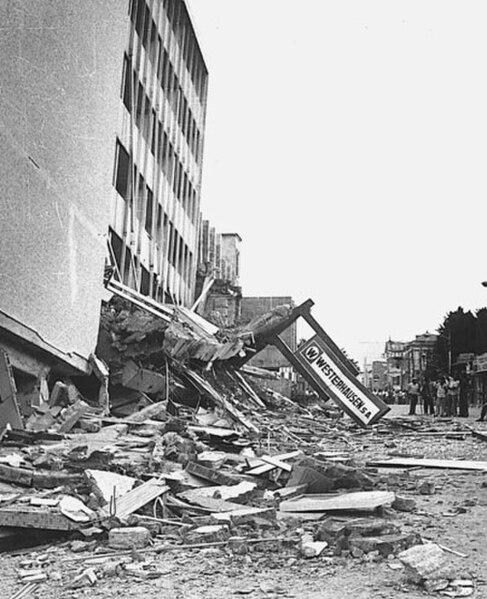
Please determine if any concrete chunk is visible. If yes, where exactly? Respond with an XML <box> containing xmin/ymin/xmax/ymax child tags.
<box><xmin>108</xmin><ymin>526</ymin><xmax>151</xmax><ymax>549</ymax></box>
<box><xmin>398</xmin><ymin>543</ymin><xmax>446</xmax><ymax>582</ymax></box>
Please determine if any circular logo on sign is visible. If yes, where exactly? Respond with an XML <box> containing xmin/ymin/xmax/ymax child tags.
<box><xmin>304</xmin><ymin>345</ymin><xmax>320</xmax><ymax>362</ymax></box>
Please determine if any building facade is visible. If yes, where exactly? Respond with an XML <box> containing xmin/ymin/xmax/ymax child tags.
<box><xmin>109</xmin><ymin>0</ymin><xmax>209</xmax><ymax>307</ymax></box>
<box><xmin>0</xmin><ymin>0</ymin><xmax>129</xmax><ymax>377</ymax></box>
<box><xmin>0</xmin><ymin>0</ymin><xmax>208</xmax><ymax>383</ymax></box>
<box><xmin>383</xmin><ymin>334</ymin><xmax>437</xmax><ymax>392</ymax></box>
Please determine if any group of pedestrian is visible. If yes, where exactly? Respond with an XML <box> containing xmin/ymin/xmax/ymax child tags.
<box><xmin>407</xmin><ymin>374</ymin><xmax>468</xmax><ymax>417</ymax></box>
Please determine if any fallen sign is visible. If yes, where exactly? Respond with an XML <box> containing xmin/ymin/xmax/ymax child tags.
<box><xmin>241</xmin><ymin>300</ymin><xmax>390</xmax><ymax>427</ymax></box>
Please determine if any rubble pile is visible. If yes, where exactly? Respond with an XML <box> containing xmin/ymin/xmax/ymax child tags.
<box><xmin>0</xmin><ymin>299</ymin><xmax>484</xmax><ymax>597</ymax></box>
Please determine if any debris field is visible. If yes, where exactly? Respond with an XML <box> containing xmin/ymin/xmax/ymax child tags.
<box><xmin>1</xmin><ymin>298</ymin><xmax>487</xmax><ymax>599</ymax></box>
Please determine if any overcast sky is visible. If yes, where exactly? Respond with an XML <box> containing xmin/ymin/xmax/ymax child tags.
<box><xmin>188</xmin><ymin>0</ymin><xmax>487</xmax><ymax>366</ymax></box>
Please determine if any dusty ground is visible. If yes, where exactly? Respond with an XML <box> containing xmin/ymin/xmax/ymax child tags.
<box><xmin>2</xmin><ymin>405</ymin><xmax>487</xmax><ymax>599</ymax></box>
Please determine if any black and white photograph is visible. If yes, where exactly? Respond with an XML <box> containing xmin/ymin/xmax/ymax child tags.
<box><xmin>0</xmin><ymin>1</ymin><xmax>486</xmax><ymax>597</ymax></box>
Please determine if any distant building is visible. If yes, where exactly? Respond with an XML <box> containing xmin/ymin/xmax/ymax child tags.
<box><xmin>371</xmin><ymin>361</ymin><xmax>388</xmax><ymax>392</ymax></box>
<box><xmin>384</xmin><ymin>340</ymin><xmax>408</xmax><ymax>391</ymax></box>
<box><xmin>404</xmin><ymin>332</ymin><xmax>437</xmax><ymax>383</ymax></box>
<box><xmin>196</xmin><ymin>223</ymin><xmax>242</xmax><ymax>326</ymax></box>
<box><xmin>383</xmin><ymin>334</ymin><xmax>437</xmax><ymax>391</ymax></box>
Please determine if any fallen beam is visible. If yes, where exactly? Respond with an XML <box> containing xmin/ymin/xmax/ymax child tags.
<box><xmin>367</xmin><ymin>458</ymin><xmax>487</xmax><ymax>471</ymax></box>
<box><xmin>279</xmin><ymin>490</ymin><xmax>395</xmax><ymax>513</ymax></box>
<box><xmin>102</xmin><ymin>478</ymin><xmax>169</xmax><ymax>520</ymax></box>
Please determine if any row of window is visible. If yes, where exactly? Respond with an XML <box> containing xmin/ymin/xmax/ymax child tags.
<box><xmin>110</xmin><ymin>225</ymin><xmax>193</xmax><ymax>299</ymax></box>
<box><xmin>122</xmin><ymin>56</ymin><xmax>202</xmax><ymax>166</ymax></box>
<box><xmin>130</xmin><ymin>0</ymin><xmax>206</xmax><ymax>104</ymax></box>
<box><xmin>114</xmin><ymin>139</ymin><xmax>198</xmax><ymax>229</ymax></box>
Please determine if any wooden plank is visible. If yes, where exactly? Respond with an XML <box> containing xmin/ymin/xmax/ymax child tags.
<box><xmin>367</xmin><ymin>458</ymin><xmax>487</xmax><ymax>471</ymax></box>
<box><xmin>246</xmin><ymin>450</ymin><xmax>302</xmax><ymax>476</ymax></box>
<box><xmin>279</xmin><ymin>491</ymin><xmax>395</xmax><ymax>513</ymax></box>
<box><xmin>178</xmin><ymin>481</ymin><xmax>256</xmax><ymax>504</ymax></box>
<box><xmin>103</xmin><ymin>478</ymin><xmax>169</xmax><ymax>520</ymax></box>
<box><xmin>260</xmin><ymin>455</ymin><xmax>293</xmax><ymax>472</ymax></box>
<box><xmin>173</xmin><ymin>493</ymin><xmax>248</xmax><ymax>513</ymax></box>
<box><xmin>188</xmin><ymin>425</ymin><xmax>240</xmax><ymax>439</ymax></box>
<box><xmin>184</xmin><ymin>370</ymin><xmax>259</xmax><ymax>433</ymax></box>
<box><xmin>233</xmin><ymin>371</ymin><xmax>266</xmax><ymax>409</ymax></box>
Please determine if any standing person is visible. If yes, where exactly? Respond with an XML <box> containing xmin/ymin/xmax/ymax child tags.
<box><xmin>445</xmin><ymin>376</ymin><xmax>459</xmax><ymax>417</ymax></box>
<box><xmin>436</xmin><ymin>377</ymin><xmax>447</xmax><ymax>416</ymax></box>
<box><xmin>407</xmin><ymin>378</ymin><xmax>420</xmax><ymax>415</ymax></box>
<box><xmin>458</xmin><ymin>372</ymin><xmax>469</xmax><ymax>417</ymax></box>
<box><xmin>421</xmin><ymin>378</ymin><xmax>434</xmax><ymax>415</ymax></box>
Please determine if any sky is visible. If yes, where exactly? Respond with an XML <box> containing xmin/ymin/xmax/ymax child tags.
<box><xmin>188</xmin><ymin>0</ymin><xmax>487</xmax><ymax>366</ymax></box>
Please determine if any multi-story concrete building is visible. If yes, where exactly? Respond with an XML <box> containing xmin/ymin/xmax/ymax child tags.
<box><xmin>109</xmin><ymin>0</ymin><xmax>208</xmax><ymax>307</ymax></box>
<box><xmin>0</xmin><ymin>0</ymin><xmax>208</xmax><ymax>385</ymax></box>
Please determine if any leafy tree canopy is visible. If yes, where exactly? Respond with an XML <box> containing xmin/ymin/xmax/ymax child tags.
<box><xmin>434</xmin><ymin>306</ymin><xmax>487</xmax><ymax>373</ymax></box>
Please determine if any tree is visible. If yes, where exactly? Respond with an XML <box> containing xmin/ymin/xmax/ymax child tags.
<box><xmin>434</xmin><ymin>307</ymin><xmax>487</xmax><ymax>374</ymax></box>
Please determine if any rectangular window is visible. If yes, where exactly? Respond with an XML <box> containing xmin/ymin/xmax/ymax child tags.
<box><xmin>161</xmin><ymin>49</ymin><xmax>169</xmax><ymax>90</ymax></box>
<box><xmin>150</xmin><ymin>110</ymin><xmax>157</xmax><ymax>155</ymax></box>
<box><xmin>114</xmin><ymin>140</ymin><xmax>130</xmax><ymax>200</ymax></box>
<box><xmin>141</xmin><ymin>3</ymin><xmax>150</xmax><ymax>50</ymax></box>
<box><xmin>135</xmin><ymin>0</ymin><xmax>145</xmax><ymax>37</ymax></box>
<box><xmin>143</xmin><ymin>95</ymin><xmax>151</xmax><ymax>140</ymax></box>
<box><xmin>109</xmin><ymin>228</ymin><xmax>124</xmax><ymax>273</ymax></box>
<box><xmin>149</xmin><ymin>20</ymin><xmax>157</xmax><ymax>63</ymax></box>
<box><xmin>157</xmin><ymin>122</ymin><xmax>163</xmax><ymax>167</ymax></box>
<box><xmin>140</xmin><ymin>266</ymin><xmax>150</xmax><ymax>296</ymax></box>
<box><xmin>145</xmin><ymin>186</ymin><xmax>153</xmax><ymax>235</ymax></box>
<box><xmin>168</xmin><ymin>222</ymin><xmax>175</xmax><ymax>266</ymax></box>
<box><xmin>135</xmin><ymin>81</ymin><xmax>144</xmax><ymax>127</ymax></box>
<box><xmin>177</xmin><ymin>237</ymin><xmax>184</xmax><ymax>274</ymax></box>
<box><xmin>137</xmin><ymin>173</ymin><xmax>145</xmax><ymax>222</ymax></box>
<box><xmin>172</xmin><ymin>161</ymin><xmax>179</xmax><ymax>195</ymax></box>
<box><xmin>182</xmin><ymin>173</ymin><xmax>188</xmax><ymax>210</ymax></box>
<box><xmin>172</xmin><ymin>231</ymin><xmax>179</xmax><ymax>267</ymax></box>
<box><xmin>156</xmin><ymin>203</ymin><xmax>162</xmax><ymax>229</ymax></box>
<box><xmin>121</xmin><ymin>54</ymin><xmax>132</xmax><ymax>110</ymax></box>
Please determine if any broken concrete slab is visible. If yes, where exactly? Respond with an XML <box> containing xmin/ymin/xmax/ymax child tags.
<box><xmin>279</xmin><ymin>491</ymin><xmax>396</xmax><ymax>513</ymax></box>
<box><xmin>85</xmin><ymin>469</ymin><xmax>136</xmax><ymax>505</ymax></box>
<box><xmin>53</xmin><ymin>400</ymin><xmax>90</xmax><ymax>433</ymax></box>
<box><xmin>349</xmin><ymin>532</ymin><xmax>420</xmax><ymax>556</ymax></box>
<box><xmin>121</xmin><ymin>360</ymin><xmax>166</xmax><ymax>395</ymax></box>
<box><xmin>178</xmin><ymin>481</ymin><xmax>257</xmax><ymax>503</ymax></box>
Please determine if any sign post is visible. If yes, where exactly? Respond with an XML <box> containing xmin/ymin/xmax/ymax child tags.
<box><xmin>262</xmin><ymin>299</ymin><xmax>390</xmax><ymax>427</ymax></box>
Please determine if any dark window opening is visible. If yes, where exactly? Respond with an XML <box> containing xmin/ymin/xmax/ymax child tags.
<box><xmin>114</xmin><ymin>140</ymin><xmax>130</xmax><ymax>200</ymax></box>
<box><xmin>140</xmin><ymin>266</ymin><xmax>150</xmax><ymax>296</ymax></box>
<box><xmin>121</xmin><ymin>54</ymin><xmax>132</xmax><ymax>110</ymax></box>
<box><xmin>145</xmin><ymin>186</ymin><xmax>153</xmax><ymax>235</ymax></box>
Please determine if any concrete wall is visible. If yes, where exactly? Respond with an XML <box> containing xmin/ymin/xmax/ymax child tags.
<box><xmin>0</xmin><ymin>0</ymin><xmax>128</xmax><ymax>366</ymax></box>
